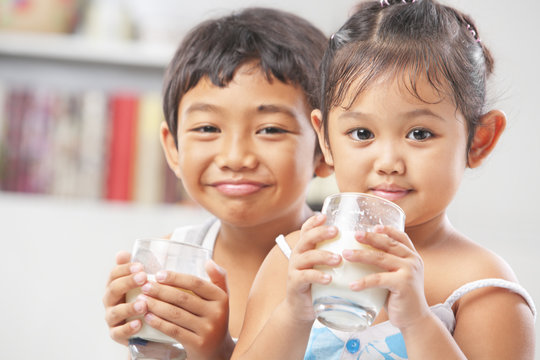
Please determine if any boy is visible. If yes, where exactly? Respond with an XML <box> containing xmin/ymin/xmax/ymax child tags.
<box><xmin>103</xmin><ymin>7</ymin><xmax>331</xmax><ymax>360</ymax></box>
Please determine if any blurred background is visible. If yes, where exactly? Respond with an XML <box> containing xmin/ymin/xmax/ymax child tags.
<box><xmin>0</xmin><ymin>0</ymin><xmax>538</xmax><ymax>358</ymax></box>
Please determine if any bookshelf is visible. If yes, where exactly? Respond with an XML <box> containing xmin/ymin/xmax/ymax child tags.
<box><xmin>0</xmin><ymin>31</ymin><xmax>188</xmax><ymax>204</ymax></box>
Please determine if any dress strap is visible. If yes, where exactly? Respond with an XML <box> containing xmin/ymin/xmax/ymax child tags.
<box><xmin>275</xmin><ymin>234</ymin><xmax>291</xmax><ymax>259</ymax></box>
<box><xmin>444</xmin><ymin>278</ymin><xmax>536</xmax><ymax>320</ymax></box>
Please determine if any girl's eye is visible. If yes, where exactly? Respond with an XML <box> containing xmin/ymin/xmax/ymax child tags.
<box><xmin>348</xmin><ymin>128</ymin><xmax>374</xmax><ymax>141</ymax></box>
<box><xmin>258</xmin><ymin>127</ymin><xmax>288</xmax><ymax>135</ymax></box>
<box><xmin>193</xmin><ymin>125</ymin><xmax>220</xmax><ymax>133</ymax></box>
<box><xmin>406</xmin><ymin>128</ymin><xmax>433</xmax><ymax>141</ymax></box>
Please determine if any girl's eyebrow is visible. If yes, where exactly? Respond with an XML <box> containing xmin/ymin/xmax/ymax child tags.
<box><xmin>338</xmin><ymin>109</ymin><xmax>446</xmax><ymax>122</ymax></box>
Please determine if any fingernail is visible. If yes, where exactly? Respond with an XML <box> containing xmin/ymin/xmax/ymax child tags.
<box><xmin>130</xmin><ymin>263</ymin><xmax>143</xmax><ymax>273</ymax></box>
<box><xmin>129</xmin><ymin>320</ymin><xmax>141</xmax><ymax>330</ymax></box>
<box><xmin>374</xmin><ymin>225</ymin><xmax>384</xmax><ymax>232</ymax></box>
<box><xmin>321</xmin><ymin>274</ymin><xmax>332</xmax><ymax>283</ymax></box>
<box><xmin>134</xmin><ymin>272</ymin><xmax>147</xmax><ymax>285</ymax></box>
<box><xmin>156</xmin><ymin>271</ymin><xmax>167</xmax><ymax>282</ymax></box>
<box><xmin>136</xmin><ymin>294</ymin><xmax>147</xmax><ymax>302</ymax></box>
<box><xmin>342</xmin><ymin>249</ymin><xmax>353</xmax><ymax>258</ymax></box>
<box><xmin>141</xmin><ymin>282</ymin><xmax>152</xmax><ymax>293</ymax></box>
<box><xmin>133</xmin><ymin>301</ymin><xmax>145</xmax><ymax>313</ymax></box>
<box><xmin>144</xmin><ymin>313</ymin><xmax>154</xmax><ymax>323</ymax></box>
<box><xmin>329</xmin><ymin>254</ymin><xmax>341</xmax><ymax>264</ymax></box>
<box><xmin>327</xmin><ymin>226</ymin><xmax>337</xmax><ymax>235</ymax></box>
<box><xmin>316</xmin><ymin>213</ymin><xmax>325</xmax><ymax>222</ymax></box>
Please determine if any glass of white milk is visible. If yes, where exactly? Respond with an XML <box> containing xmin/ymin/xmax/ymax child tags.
<box><xmin>311</xmin><ymin>193</ymin><xmax>405</xmax><ymax>331</ymax></box>
<box><xmin>126</xmin><ymin>238</ymin><xmax>212</xmax><ymax>360</ymax></box>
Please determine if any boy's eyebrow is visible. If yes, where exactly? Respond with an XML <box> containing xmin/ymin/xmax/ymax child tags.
<box><xmin>184</xmin><ymin>103</ymin><xmax>220</xmax><ymax>114</ymax></box>
<box><xmin>256</xmin><ymin>104</ymin><xmax>297</xmax><ymax>118</ymax></box>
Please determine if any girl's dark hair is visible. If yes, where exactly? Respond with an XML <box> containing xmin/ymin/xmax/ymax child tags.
<box><xmin>320</xmin><ymin>0</ymin><xmax>494</xmax><ymax>152</ymax></box>
<box><xmin>163</xmin><ymin>7</ymin><xmax>327</xmax><ymax>145</ymax></box>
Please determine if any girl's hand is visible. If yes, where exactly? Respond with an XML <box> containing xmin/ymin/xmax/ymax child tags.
<box><xmin>103</xmin><ymin>251</ymin><xmax>148</xmax><ymax>345</ymax></box>
<box><xmin>137</xmin><ymin>260</ymin><xmax>234</xmax><ymax>360</ymax></box>
<box><xmin>342</xmin><ymin>225</ymin><xmax>430</xmax><ymax>329</ymax></box>
<box><xmin>285</xmin><ymin>214</ymin><xmax>342</xmax><ymax>323</ymax></box>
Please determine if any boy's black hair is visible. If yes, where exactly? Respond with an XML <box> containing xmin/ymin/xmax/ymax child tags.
<box><xmin>163</xmin><ymin>7</ymin><xmax>327</xmax><ymax>145</ymax></box>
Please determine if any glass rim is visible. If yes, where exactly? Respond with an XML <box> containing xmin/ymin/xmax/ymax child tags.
<box><xmin>323</xmin><ymin>192</ymin><xmax>405</xmax><ymax>217</ymax></box>
<box><xmin>133</xmin><ymin>237</ymin><xmax>212</xmax><ymax>254</ymax></box>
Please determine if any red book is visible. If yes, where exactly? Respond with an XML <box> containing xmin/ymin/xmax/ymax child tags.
<box><xmin>105</xmin><ymin>93</ymin><xmax>138</xmax><ymax>201</ymax></box>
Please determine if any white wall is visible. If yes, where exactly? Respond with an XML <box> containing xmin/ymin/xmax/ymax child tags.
<box><xmin>1</xmin><ymin>0</ymin><xmax>538</xmax><ymax>358</ymax></box>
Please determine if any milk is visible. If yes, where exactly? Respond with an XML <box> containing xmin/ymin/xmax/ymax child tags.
<box><xmin>311</xmin><ymin>229</ymin><xmax>389</xmax><ymax>330</ymax></box>
<box><xmin>126</xmin><ymin>275</ymin><xmax>177</xmax><ymax>344</ymax></box>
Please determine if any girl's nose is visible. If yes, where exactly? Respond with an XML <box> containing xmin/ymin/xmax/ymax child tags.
<box><xmin>374</xmin><ymin>144</ymin><xmax>405</xmax><ymax>176</ymax></box>
<box><xmin>214</xmin><ymin>138</ymin><xmax>258</xmax><ymax>171</ymax></box>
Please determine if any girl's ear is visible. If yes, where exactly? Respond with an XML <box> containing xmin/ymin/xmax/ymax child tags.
<box><xmin>311</xmin><ymin>109</ymin><xmax>334</xmax><ymax>168</ymax></box>
<box><xmin>160</xmin><ymin>121</ymin><xmax>182</xmax><ymax>177</ymax></box>
<box><xmin>468</xmin><ymin>110</ymin><xmax>506</xmax><ymax>168</ymax></box>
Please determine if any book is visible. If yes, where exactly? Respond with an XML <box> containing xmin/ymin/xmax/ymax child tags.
<box><xmin>78</xmin><ymin>90</ymin><xmax>108</xmax><ymax>199</ymax></box>
<box><xmin>105</xmin><ymin>93</ymin><xmax>138</xmax><ymax>202</ymax></box>
<box><xmin>133</xmin><ymin>92</ymin><xmax>165</xmax><ymax>203</ymax></box>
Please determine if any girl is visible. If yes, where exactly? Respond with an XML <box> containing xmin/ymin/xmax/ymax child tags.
<box><xmin>232</xmin><ymin>0</ymin><xmax>536</xmax><ymax>359</ymax></box>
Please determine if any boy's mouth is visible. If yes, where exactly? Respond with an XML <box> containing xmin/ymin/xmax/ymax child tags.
<box><xmin>212</xmin><ymin>180</ymin><xmax>268</xmax><ymax>196</ymax></box>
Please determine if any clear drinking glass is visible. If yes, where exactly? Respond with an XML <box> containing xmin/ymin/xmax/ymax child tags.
<box><xmin>126</xmin><ymin>238</ymin><xmax>212</xmax><ymax>360</ymax></box>
<box><xmin>311</xmin><ymin>193</ymin><xmax>405</xmax><ymax>331</ymax></box>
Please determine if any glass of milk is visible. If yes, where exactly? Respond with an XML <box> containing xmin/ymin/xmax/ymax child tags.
<box><xmin>311</xmin><ymin>193</ymin><xmax>405</xmax><ymax>332</ymax></box>
<box><xmin>126</xmin><ymin>238</ymin><xmax>212</xmax><ymax>360</ymax></box>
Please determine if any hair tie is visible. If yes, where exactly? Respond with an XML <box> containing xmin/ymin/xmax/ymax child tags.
<box><xmin>467</xmin><ymin>24</ymin><xmax>481</xmax><ymax>43</ymax></box>
<box><xmin>381</xmin><ymin>0</ymin><xmax>416</xmax><ymax>7</ymax></box>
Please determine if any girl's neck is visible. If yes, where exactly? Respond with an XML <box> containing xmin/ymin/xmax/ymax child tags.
<box><xmin>405</xmin><ymin>212</ymin><xmax>457</xmax><ymax>251</ymax></box>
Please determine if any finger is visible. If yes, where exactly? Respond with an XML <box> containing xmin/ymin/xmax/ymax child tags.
<box><xmin>205</xmin><ymin>259</ymin><xmax>228</xmax><ymax>294</ymax></box>
<box><xmin>290</xmin><ymin>248</ymin><xmax>341</xmax><ymax>271</ymax></box>
<box><xmin>289</xmin><ymin>268</ymin><xmax>333</xmax><ymax>288</ymax></box>
<box><xmin>116</xmin><ymin>251</ymin><xmax>131</xmax><ymax>265</ymax></box>
<box><xmin>142</xmin><ymin>312</ymin><xmax>200</xmax><ymax>346</ymax></box>
<box><xmin>109</xmin><ymin>319</ymin><xmax>143</xmax><ymax>345</ymax></box>
<box><xmin>373</xmin><ymin>225</ymin><xmax>416</xmax><ymax>251</ymax></box>
<box><xmin>105</xmin><ymin>300</ymin><xmax>147</xmax><ymax>327</ymax></box>
<box><xmin>140</xmin><ymin>280</ymin><xmax>208</xmax><ymax>317</ymax></box>
<box><xmin>355</xmin><ymin>230</ymin><xmax>413</xmax><ymax>259</ymax></box>
<box><xmin>342</xmin><ymin>245</ymin><xmax>404</xmax><ymax>272</ymax></box>
<box><xmin>295</xmin><ymin>221</ymin><xmax>338</xmax><ymax>255</ymax></box>
<box><xmin>103</xmin><ymin>270</ymin><xmax>147</xmax><ymax>307</ymax></box>
<box><xmin>142</xmin><ymin>295</ymin><xmax>201</xmax><ymax>333</ymax></box>
<box><xmin>153</xmin><ymin>271</ymin><xmax>225</xmax><ymax>303</ymax></box>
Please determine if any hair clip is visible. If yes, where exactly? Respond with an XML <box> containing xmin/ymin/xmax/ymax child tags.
<box><xmin>380</xmin><ymin>0</ymin><xmax>390</xmax><ymax>7</ymax></box>
<box><xmin>467</xmin><ymin>24</ymin><xmax>481</xmax><ymax>43</ymax></box>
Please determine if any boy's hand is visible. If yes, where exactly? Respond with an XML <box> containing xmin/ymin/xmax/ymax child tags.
<box><xmin>285</xmin><ymin>214</ymin><xmax>342</xmax><ymax>323</ymax></box>
<box><xmin>137</xmin><ymin>260</ymin><xmax>234</xmax><ymax>360</ymax></box>
<box><xmin>342</xmin><ymin>226</ymin><xmax>429</xmax><ymax>329</ymax></box>
<box><xmin>103</xmin><ymin>251</ymin><xmax>148</xmax><ymax>345</ymax></box>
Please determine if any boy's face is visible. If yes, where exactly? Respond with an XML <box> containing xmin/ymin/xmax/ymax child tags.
<box><xmin>162</xmin><ymin>65</ymin><xmax>320</xmax><ymax>227</ymax></box>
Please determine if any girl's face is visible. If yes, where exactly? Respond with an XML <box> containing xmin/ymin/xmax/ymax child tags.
<box><xmin>315</xmin><ymin>76</ymin><xmax>469</xmax><ymax>228</ymax></box>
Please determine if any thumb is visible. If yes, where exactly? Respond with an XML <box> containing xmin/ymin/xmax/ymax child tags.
<box><xmin>205</xmin><ymin>259</ymin><xmax>228</xmax><ymax>293</ymax></box>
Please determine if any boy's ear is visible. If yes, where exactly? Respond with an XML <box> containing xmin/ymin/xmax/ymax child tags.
<box><xmin>160</xmin><ymin>121</ymin><xmax>181</xmax><ymax>177</ymax></box>
<box><xmin>468</xmin><ymin>110</ymin><xmax>506</xmax><ymax>168</ymax></box>
<box><xmin>311</xmin><ymin>109</ymin><xmax>334</xmax><ymax>168</ymax></box>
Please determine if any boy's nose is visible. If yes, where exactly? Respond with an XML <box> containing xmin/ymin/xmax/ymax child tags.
<box><xmin>214</xmin><ymin>139</ymin><xmax>258</xmax><ymax>171</ymax></box>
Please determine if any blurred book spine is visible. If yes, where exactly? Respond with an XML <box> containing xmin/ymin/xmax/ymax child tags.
<box><xmin>0</xmin><ymin>83</ymin><xmax>186</xmax><ymax>204</ymax></box>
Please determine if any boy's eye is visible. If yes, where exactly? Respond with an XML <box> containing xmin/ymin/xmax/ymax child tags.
<box><xmin>257</xmin><ymin>127</ymin><xmax>288</xmax><ymax>135</ymax></box>
<box><xmin>348</xmin><ymin>128</ymin><xmax>374</xmax><ymax>141</ymax></box>
<box><xmin>406</xmin><ymin>128</ymin><xmax>433</xmax><ymax>141</ymax></box>
<box><xmin>193</xmin><ymin>125</ymin><xmax>220</xmax><ymax>133</ymax></box>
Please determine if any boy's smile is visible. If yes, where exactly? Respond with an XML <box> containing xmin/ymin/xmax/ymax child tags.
<box><xmin>163</xmin><ymin>64</ymin><xmax>322</xmax><ymax>228</ymax></box>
